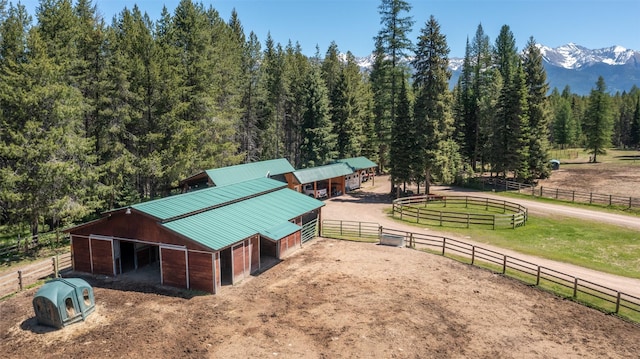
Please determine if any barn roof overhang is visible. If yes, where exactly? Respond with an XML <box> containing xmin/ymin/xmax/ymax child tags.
<box><xmin>293</xmin><ymin>163</ymin><xmax>354</xmax><ymax>185</ymax></box>
<box><xmin>334</xmin><ymin>156</ymin><xmax>378</xmax><ymax>171</ymax></box>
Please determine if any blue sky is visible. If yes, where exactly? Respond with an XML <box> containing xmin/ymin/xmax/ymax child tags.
<box><xmin>15</xmin><ymin>0</ymin><xmax>640</xmax><ymax>58</ymax></box>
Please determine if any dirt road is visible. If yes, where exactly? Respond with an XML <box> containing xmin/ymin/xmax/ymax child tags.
<box><xmin>322</xmin><ymin>176</ymin><xmax>640</xmax><ymax>298</ymax></box>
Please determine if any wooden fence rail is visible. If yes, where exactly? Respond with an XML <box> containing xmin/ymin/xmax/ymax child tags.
<box><xmin>477</xmin><ymin>177</ymin><xmax>640</xmax><ymax>209</ymax></box>
<box><xmin>0</xmin><ymin>252</ymin><xmax>72</xmax><ymax>298</ymax></box>
<box><xmin>321</xmin><ymin>220</ymin><xmax>640</xmax><ymax>322</ymax></box>
<box><xmin>392</xmin><ymin>195</ymin><xmax>528</xmax><ymax>229</ymax></box>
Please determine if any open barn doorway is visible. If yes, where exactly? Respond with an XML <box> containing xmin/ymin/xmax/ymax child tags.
<box><xmin>115</xmin><ymin>240</ymin><xmax>161</xmax><ymax>284</ymax></box>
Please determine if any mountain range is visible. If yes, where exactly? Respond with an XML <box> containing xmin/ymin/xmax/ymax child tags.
<box><xmin>353</xmin><ymin>44</ymin><xmax>640</xmax><ymax>96</ymax></box>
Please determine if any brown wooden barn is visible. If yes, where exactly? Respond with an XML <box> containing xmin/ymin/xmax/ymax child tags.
<box><xmin>66</xmin><ymin>178</ymin><xmax>324</xmax><ymax>294</ymax></box>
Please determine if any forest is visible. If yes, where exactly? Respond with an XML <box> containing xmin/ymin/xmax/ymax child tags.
<box><xmin>0</xmin><ymin>0</ymin><xmax>639</xmax><ymax>236</ymax></box>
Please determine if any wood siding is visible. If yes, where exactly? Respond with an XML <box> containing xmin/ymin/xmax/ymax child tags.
<box><xmin>232</xmin><ymin>243</ymin><xmax>245</xmax><ymax>284</ymax></box>
<box><xmin>71</xmin><ymin>236</ymin><xmax>91</xmax><ymax>273</ymax></box>
<box><xmin>161</xmin><ymin>248</ymin><xmax>187</xmax><ymax>288</ymax></box>
<box><xmin>70</xmin><ymin>211</ymin><xmax>210</xmax><ymax>252</ymax></box>
<box><xmin>188</xmin><ymin>251</ymin><xmax>214</xmax><ymax>293</ymax></box>
<box><xmin>91</xmin><ymin>238</ymin><xmax>114</xmax><ymax>275</ymax></box>
<box><xmin>279</xmin><ymin>231</ymin><xmax>301</xmax><ymax>258</ymax></box>
<box><xmin>250</xmin><ymin>235</ymin><xmax>260</xmax><ymax>273</ymax></box>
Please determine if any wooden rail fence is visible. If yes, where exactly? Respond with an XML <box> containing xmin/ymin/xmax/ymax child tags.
<box><xmin>0</xmin><ymin>252</ymin><xmax>72</xmax><ymax>298</ymax></box>
<box><xmin>478</xmin><ymin>177</ymin><xmax>640</xmax><ymax>209</ymax></box>
<box><xmin>392</xmin><ymin>195</ymin><xmax>528</xmax><ymax>229</ymax></box>
<box><xmin>321</xmin><ymin>220</ymin><xmax>640</xmax><ymax>322</ymax></box>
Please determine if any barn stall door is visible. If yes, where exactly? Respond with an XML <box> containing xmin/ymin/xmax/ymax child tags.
<box><xmin>160</xmin><ymin>246</ymin><xmax>189</xmax><ymax>289</ymax></box>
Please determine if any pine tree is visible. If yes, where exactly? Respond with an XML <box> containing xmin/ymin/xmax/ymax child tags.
<box><xmin>283</xmin><ymin>41</ymin><xmax>310</xmax><ymax>167</ymax></box>
<box><xmin>375</xmin><ymin>0</ymin><xmax>413</xmax><ymax>183</ymax></box>
<box><xmin>631</xmin><ymin>97</ymin><xmax>640</xmax><ymax>148</ymax></box>
<box><xmin>523</xmin><ymin>37</ymin><xmax>551</xmax><ymax>179</ymax></box>
<box><xmin>237</xmin><ymin>31</ymin><xmax>264</xmax><ymax>162</ymax></box>
<box><xmin>492</xmin><ymin>25</ymin><xmax>529</xmax><ymax>179</ymax></box>
<box><xmin>299</xmin><ymin>65</ymin><xmax>336</xmax><ymax>167</ymax></box>
<box><xmin>584</xmin><ymin>76</ymin><xmax>613</xmax><ymax>163</ymax></box>
<box><xmin>389</xmin><ymin>80</ymin><xmax>413</xmax><ymax>194</ymax></box>
<box><xmin>259</xmin><ymin>34</ymin><xmax>286</xmax><ymax>160</ymax></box>
<box><xmin>0</xmin><ymin>17</ymin><xmax>98</xmax><ymax>236</ymax></box>
<box><xmin>412</xmin><ymin>15</ymin><xmax>457</xmax><ymax>194</ymax></box>
<box><xmin>369</xmin><ymin>38</ymin><xmax>392</xmax><ymax>172</ymax></box>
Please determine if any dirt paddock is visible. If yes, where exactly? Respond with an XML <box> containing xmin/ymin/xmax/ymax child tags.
<box><xmin>1</xmin><ymin>237</ymin><xmax>639</xmax><ymax>358</ymax></box>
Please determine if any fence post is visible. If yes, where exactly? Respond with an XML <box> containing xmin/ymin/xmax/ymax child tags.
<box><xmin>512</xmin><ymin>214</ymin><xmax>516</xmax><ymax>229</ymax></box>
<box><xmin>502</xmin><ymin>255</ymin><xmax>507</xmax><ymax>274</ymax></box>
<box><xmin>539</xmin><ymin>186</ymin><xmax>543</xmax><ymax>197</ymax></box>
<box><xmin>615</xmin><ymin>292</ymin><xmax>621</xmax><ymax>314</ymax></box>
<box><xmin>573</xmin><ymin>278</ymin><xmax>578</xmax><ymax>298</ymax></box>
<box><xmin>590</xmin><ymin>192</ymin><xmax>593</xmax><ymax>204</ymax></box>
<box><xmin>609</xmin><ymin>195</ymin><xmax>612</xmax><ymax>206</ymax></box>
<box><xmin>53</xmin><ymin>256</ymin><xmax>59</xmax><ymax>278</ymax></box>
<box><xmin>442</xmin><ymin>237</ymin><xmax>446</xmax><ymax>256</ymax></box>
<box><xmin>536</xmin><ymin>266</ymin><xmax>541</xmax><ymax>286</ymax></box>
<box><xmin>416</xmin><ymin>208</ymin><xmax>420</xmax><ymax>223</ymax></box>
<box><xmin>629</xmin><ymin>197</ymin><xmax>633</xmax><ymax>209</ymax></box>
<box><xmin>532</xmin><ymin>185</ymin><xmax>535</xmax><ymax>196</ymax></box>
<box><xmin>471</xmin><ymin>246</ymin><xmax>475</xmax><ymax>265</ymax></box>
<box><xmin>18</xmin><ymin>270</ymin><xmax>23</xmax><ymax>291</ymax></box>
<box><xmin>467</xmin><ymin>213</ymin><xmax>470</xmax><ymax>228</ymax></box>
<box><xmin>555</xmin><ymin>188</ymin><xmax>559</xmax><ymax>199</ymax></box>
<box><xmin>340</xmin><ymin>220</ymin><xmax>343</xmax><ymax>236</ymax></box>
<box><xmin>572</xmin><ymin>191</ymin><xmax>575</xmax><ymax>202</ymax></box>
<box><xmin>359</xmin><ymin>222</ymin><xmax>362</xmax><ymax>237</ymax></box>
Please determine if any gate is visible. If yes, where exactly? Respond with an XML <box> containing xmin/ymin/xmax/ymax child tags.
<box><xmin>301</xmin><ymin>218</ymin><xmax>318</xmax><ymax>243</ymax></box>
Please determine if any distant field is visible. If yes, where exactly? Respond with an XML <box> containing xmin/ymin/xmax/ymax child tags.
<box><xmin>541</xmin><ymin>148</ymin><xmax>640</xmax><ymax>198</ymax></box>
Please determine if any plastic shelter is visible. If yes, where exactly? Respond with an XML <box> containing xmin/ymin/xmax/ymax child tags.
<box><xmin>32</xmin><ymin>278</ymin><xmax>95</xmax><ymax>329</ymax></box>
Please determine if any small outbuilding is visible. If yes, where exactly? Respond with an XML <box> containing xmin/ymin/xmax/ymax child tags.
<box><xmin>32</xmin><ymin>278</ymin><xmax>95</xmax><ymax>329</ymax></box>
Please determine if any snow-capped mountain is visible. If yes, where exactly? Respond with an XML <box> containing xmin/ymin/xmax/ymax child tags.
<box><xmin>350</xmin><ymin>44</ymin><xmax>639</xmax><ymax>95</ymax></box>
<box><xmin>537</xmin><ymin>43</ymin><xmax>640</xmax><ymax>69</ymax></box>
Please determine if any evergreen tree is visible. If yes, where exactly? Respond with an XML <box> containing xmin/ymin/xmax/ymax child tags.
<box><xmin>553</xmin><ymin>98</ymin><xmax>576</xmax><ymax>149</ymax></box>
<box><xmin>492</xmin><ymin>25</ymin><xmax>529</xmax><ymax>179</ymax></box>
<box><xmin>369</xmin><ymin>38</ymin><xmax>392</xmax><ymax>172</ymax></box>
<box><xmin>283</xmin><ymin>41</ymin><xmax>310</xmax><ymax>167</ymax></box>
<box><xmin>299</xmin><ymin>65</ymin><xmax>336</xmax><ymax>167</ymax></box>
<box><xmin>375</xmin><ymin>0</ymin><xmax>413</xmax><ymax>183</ymax></box>
<box><xmin>237</xmin><ymin>31</ymin><xmax>264</xmax><ymax>162</ymax></box>
<box><xmin>522</xmin><ymin>37</ymin><xmax>551</xmax><ymax>179</ymax></box>
<box><xmin>631</xmin><ymin>97</ymin><xmax>640</xmax><ymax>148</ymax></box>
<box><xmin>259</xmin><ymin>34</ymin><xmax>286</xmax><ymax>159</ymax></box>
<box><xmin>412</xmin><ymin>15</ymin><xmax>457</xmax><ymax>194</ymax></box>
<box><xmin>389</xmin><ymin>80</ymin><xmax>413</xmax><ymax>194</ymax></box>
<box><xmin>0</xmin><ymin>21</ymin><xmax>98</xmax><ymax>236</ymax></box>
<box><xmin>584</xmin><ymin>76</ymin><xmax>613</xmax><ymax>162</ymax></box>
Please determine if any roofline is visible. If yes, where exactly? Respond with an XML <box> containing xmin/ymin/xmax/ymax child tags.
<box><xmin>159</xmin><ymin>182</ymin><xmax>288</xmax><ymax>223</ymax></box>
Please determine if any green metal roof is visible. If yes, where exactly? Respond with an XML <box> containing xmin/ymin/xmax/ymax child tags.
<box><xmin>162</xmin><ymin>188</ymin><xmax>323</xmax><ymax>250</ymax></box>
<box><xmin>132</xmin><ymin>177</ymin><xmax>286</xmax><ymax>221</ymax></box>
<box><xmin>293</xmin><ymin>163</ymin><xmax>354</xmax><ymax>184</ymax></box>
<box><xmin>335</xmin><ymin>156</ymin><xmax>378</xmax><ymax>170</ymax></box>
<box><xmin>260</xmin><ymin>221</ymin><xmax>302</xmax><ymax>241</ymax></box>
<box><xmin>205</xmin><ymin>158</ymin><xmax>295</xmax><ymax>187</ymax></box>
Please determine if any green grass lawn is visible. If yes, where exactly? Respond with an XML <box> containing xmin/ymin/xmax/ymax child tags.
<box><xmin>392</xmin><ymin>212</ymin><xmax>640</xmax><ymax>279</ymax></box>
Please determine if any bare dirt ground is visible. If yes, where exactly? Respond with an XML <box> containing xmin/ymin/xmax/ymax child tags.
<box><xmin>1</xmin><ymin>174</ymin><xmax>640</xmax><ymax>358</ymax></box>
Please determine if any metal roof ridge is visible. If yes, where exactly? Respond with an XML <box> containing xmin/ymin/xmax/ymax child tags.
<box><xmin>159</xmin><ymin>182</ymin><xmax>287</xmax><ymax>224</ymax></box>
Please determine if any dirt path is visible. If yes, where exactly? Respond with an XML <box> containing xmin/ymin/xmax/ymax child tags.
<box><xmin>322</xmin><ymin>175</ymin><xmax>640</xmax><ymax>299</ymax></box>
